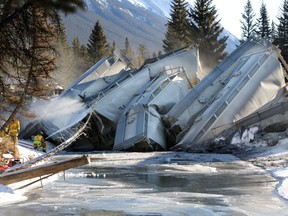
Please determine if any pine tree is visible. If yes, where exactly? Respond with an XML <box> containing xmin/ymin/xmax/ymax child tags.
<box><xmin>163</xmin><ymin>0</ymin><xmax>191</xmax><ymax>53</ymax></box>
<box><xmin>72</xmin><ymin>37</ymin><xmax>81</xmax><ymax>56</ymax></box>
<box><xmin>122</xmin><ymin>37</ymin><xmax>137</xmax><ymax>67</ymax></box>
<box><xmin>274</xmin><ymin>0</ymin><xmax>288</xmax><ymax>62</ymax></box>
<box><xmin>256</xmin><ymin>2</ymin><xmax>271</xmax><ymax>39</ymax></box>
<box><xmin>240</xmin><ymin>0</ymin><xmax>256</xmax><ymax>42</ymax></box>
<box><xmin>122</xmin><ymin>37</ymin><xmax>133</xmax><ymax>57</ymax></box>
<box><xmin>80</xmin><ymin>44</ymin><xmax>88</xmax><ymax>57</ymax></box>
<box><xmin>0</xmin><ymin>0</ymin><xmax>85</xmax><ymax>126</ymax></box>
<box><xmin>189</xmin><ymin>0</ymin><xmax>228</xmax><ymax>68</ymax></box>
<box><xmin>51</xmin><ymin>13</ymin><xmax>69</xmax><ymax>50</ymax></box>
<box><xmin>87</xmin><ymin>20</ymin><xmax>110</xmax><ymax>63</ymax></box>
<box><xmin>271</xmin><ymin>21</ymin><xmax>276</xmax><ymax>41</ymax></box>
<box><xmin>112</xmin><ymin>41</ymin><xmax>116</xmax><ymax>52</ymax></box>
<box><xmin>0</xmin><ymin>0</ymin><xmax>85</xmax><ymax>29</ymax></box>
<box><xmin>0</xmin><ymin>4</ymin><xmax>59</xmax><ymax>125</ymax></box>
<box><xmin>137</xmin><ymin>44</ymin><xmax>147</xmax><ymax>67</ymax></box>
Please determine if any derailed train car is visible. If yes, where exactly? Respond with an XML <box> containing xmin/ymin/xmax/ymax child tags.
<box><xmin>113</xmin><ymin>68</ymin><xmax>191</xmax><ymax>151</ymax></box>
<box><xmin>20</xmin><ymin>47</ymin><xmax>202</xmax><ymax>151</ymax></box>
<box><xmin>20</xmin><ymin>40</ymin><xmax>287</xmax><ymax>152</ymax></box>
<box><xmin>165</xmin><ymin>40</ymin><xmax>287</xmax><ymax>150</ymax></box>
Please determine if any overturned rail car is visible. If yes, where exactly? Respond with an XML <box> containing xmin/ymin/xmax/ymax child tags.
<box><xmin>166</xmin><ymin>40</ymin><xmax>286</xmax><ymax>150</ymax></box>
<box><xmin>20</xmin><ymin>47</ymin><xmax>202</xmax><ymax>151</ymax></box>
<box><xmin>114</xmin><ymin>68</ymin><xmax>191</xmax><ymax>151</ymax></box>
<box><xmin>20</xmin><ymin>40</ymin><xmax>287</xmax><ymax>152</ymax></box>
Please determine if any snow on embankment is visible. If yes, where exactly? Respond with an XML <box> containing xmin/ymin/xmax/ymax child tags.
<box><xmin>230</xmin><ymin>127</ymin><xmax>288</xmax><ymax>201</ymax></box>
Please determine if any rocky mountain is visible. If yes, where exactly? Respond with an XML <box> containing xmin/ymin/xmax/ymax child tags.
<box><xmin>62</xmin><ymin>0</ymin><xmax>239</xmax><ymax>56</ymax></box>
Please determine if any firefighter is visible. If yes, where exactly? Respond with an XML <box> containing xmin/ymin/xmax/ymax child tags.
<box><xmin>33</xmin><ymin>132</ymin><xmax>46</xmax><ymax>152</ymax></box>
<box><xmin>7</xmin><ymin>118</ymin><xmax>20</xmax><ymax>145</ymax></box>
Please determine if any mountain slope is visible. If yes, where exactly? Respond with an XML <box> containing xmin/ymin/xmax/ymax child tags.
<box><xmin>63</xmin><ymin>0</ymin><xmax>167</xmax><ymax>56</ymax></box>
<box><xmin>63</xmin><ymin>0</ymin><xmax>239</xmax><ymax>56</ymax></box>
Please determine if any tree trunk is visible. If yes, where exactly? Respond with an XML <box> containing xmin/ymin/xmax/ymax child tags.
<box><xmin>0</xmin><ymin>155</ymin><xmax>90</xmax><ymax>185</ymax></box>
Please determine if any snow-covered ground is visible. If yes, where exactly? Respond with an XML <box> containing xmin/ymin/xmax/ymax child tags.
<box><xmin>0</xmin><ymin>135</ymin><xmax>288</xmax><ymax>213</ymax></box>
<box><xmin>0</xmin><ymin>143</ymin><xmax>56</xmax><ymax>205</ymax></box>
<box><xmin>227</xmin><ymin>128</ymin><xmax>288</xmax><ymax>201</ymax></box>
<box><xmin>239</xmin><ymin>137</ymin><xmax>288</xmax><ymax>200</ymax></box>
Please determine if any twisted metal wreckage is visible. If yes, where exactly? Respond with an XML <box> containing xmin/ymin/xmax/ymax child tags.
<box><xmin>20</xmin><ymin>40</ymin><xmax>288</xmax><ymax>152</ymax></box>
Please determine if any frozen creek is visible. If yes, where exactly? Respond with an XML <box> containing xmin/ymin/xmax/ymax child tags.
<box><xmin>1</xmin><ymin>151</ymin><xmax>288</xmax><ymax>216</ymax></box>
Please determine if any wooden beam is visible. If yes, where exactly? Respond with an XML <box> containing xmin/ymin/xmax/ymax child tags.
<box><xmin>0</xmin><ymin>155</ymin><xmax>90</xmax><ymax>185</ymax></box>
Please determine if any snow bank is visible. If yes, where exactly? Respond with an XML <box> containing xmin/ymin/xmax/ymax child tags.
<box><xmin>240</xmin><ymin>136</ymin><xmax>288</xmax><ymax>201</ymax></box>
<box><xmin>0</xmin><ymin>143</ymin><xmax>55</xmax><ymax>206</ymax></box>
<box><xmin>0</xmin><ymin>184</ymin><xmax>27</xmax><ymax>204</ymax></box>
<box><xmin>272</xmin><ymin>168</ymin><xmax>288</xmax><ymax>200</ymax></box>
<box><xmin>278</xmin><ymin>179</ymin><xmax>288</xmax><ymax>200</ymax></box>
<box><xmin>231</xmin><ymin>127</ymin><xmax>259</xmax><ymax>145</ymax></box>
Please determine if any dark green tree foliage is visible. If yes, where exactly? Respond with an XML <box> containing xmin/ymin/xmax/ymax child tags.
<box><xmin>53</xmin><ymin>13</ymin><xmax>69</xmax><ymax>49</ymax></box>
<box><xmin>274</xmin><ymin>0</ymin><xmax>288</xmax><ymax>62</ymax></box>
<box><xmin>189</xmin><ymin>0</ymin><xmax>228</xmax><ymax>68</ymax></box>
<box><xmin>0</xmin><ymin>0</ymin><xmax>85</xmax><ymax>29</ymax></box>
<box><xmin>122</xmin><ymin>37</ymin><xmax>137</xmax><ymax>67</ymax></box>
<box><xmin>0</xmin><ymin>0</ymin><xmax>85</xmax><ymax>125</ymax></box>
<box><xmin>137</xmin><ymin>44</ymin><xmax>147</xmax><ymax>67</ymax></box>
<box><xmin>72</xmin><ymin>37</ymin><xmax>81</xmax><ymax>56</ymax></box>
<box><xmin>122</xmin><ymin>37</ymin><xmax>133</xmax><ymax>57</ymax></box>
<box><xmin>271</xmin><ymin>21</ymin><xmax>276</xmax><ymax>41</ymax></box>
<box><xmin>256</xmin><ymin>2</ymin><xmax>271</xmax><ymax>39</ymax></box>
<box><xmin>0</xmin><ymin>3</ymin><xmax>58</xmax><ymax>123</ymax></box>
<box><xmin>163</xmin><ymin>0</ymin><xmax>191</xmax><ymax>52</ymax></box>
<box><xmin>240</xmin><ymin>0</ymin><xmax>256</xmax><ymax>42</ymax></box>
<box><xmin>30</xmin><ymin>0</ymin><xmax>85</xmax><ymax>12</ymax></box>
<box><xmin>87</xmin><ymin>20</ymin><xmax>110</xmax><ymax>63</ymax></box>
<box><xmin>112</xmin><ymin>40</ymin><xmax>116</xmax><ymax>52</ymax></box>
<box><xmin>71</xmin><ymin>38</ymin><xmax>88</xmax><ymax>58</ymax></box>
<box><xmin>80</xmin><ymin>44</ymin><xmax>88</xmax><ymax>57</ymax></box>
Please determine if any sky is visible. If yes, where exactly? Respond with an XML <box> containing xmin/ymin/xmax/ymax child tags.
<box><xmin>187</xmin><ymin>0</ymin><xmax>284</xmax><ymax>39</ymax></box>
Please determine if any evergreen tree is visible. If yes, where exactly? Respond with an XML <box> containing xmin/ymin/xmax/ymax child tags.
<box><xmin>240</xmin><ymin>0</ymin><xmax>256</xmax><ymax>42</ymax></box>
<box><xmin>256</xmin><ymin>2</ymin><xmax>271</xmax><ymax>39</ymax></box>
<box><xmin>0</xmin><ymin>3</ymin><xmax>59</xmax><ymax>124</ymax></box>
<box><xmin>52</xmin><ymin>13</ymin><xmax>69</xmax><ymax>49</ymax></box>
<box><xmin>0</xmin><ymin>0</ymin><xmax>85</xmax><ymax>126</ymax></box>
<box><xmin>87</xmin><ymin>20</ymin><xmax>110</xmax><ymax>63</ymax></box>
<box><xmin>137</xmin><ymin>44</ymin><xmax>147</xmax><ymax>67</ymax></box>
<box><xmin>274</xmin><ymin>0</ymin><xmax>288</xmax><ymax>62</ymax></box>
<box><xmin>112</xmin><ymin>41</ymin><xmax>116</xmax><ymax>52</ymax></box>
<box><xmin>0</xmin><ymin>0</ymin><xmax>85</xmax><ymax>29</ymax></box>
<box><xmin>271</xmin><ymin>21</ymin><xmax>276</xmax><ymax>41</ymax></box>
<box><xmin>122</xmin><ymin>37</ymin><xmax>133</xmax><ymax>57</ymax></box>
<box><xmin>122</xmin><ymin>37</ymin><xmax>137</xmax><ymax>67</ymax></box>
<box><xmin>163</xmin><ymin>0</ymin><xmax>191</xmax><ymax>53</ymax></box>
<box><xmin>72</xmin><ymin>37</ymin><xmax>81</xmax><ymax>56</ymax></box>
<box><xmin>189</xmin><ymin>0</ymin><xmax>228</xmax><ymax>68</ymax></box>
<box><xmin>80</xmin><ymin>44</ymin><xmax>88</xmax><ymax>57</ymax></box>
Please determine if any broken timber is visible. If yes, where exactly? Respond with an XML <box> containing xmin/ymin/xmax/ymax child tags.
<box><xmin>0</xmin><ymin>155</ymin><xmax>90</xmax><ymax>185</ymax></box>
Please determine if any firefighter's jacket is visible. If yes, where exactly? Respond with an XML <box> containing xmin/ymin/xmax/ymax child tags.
<box><xmin>34</xmin><ymin>134</ymin><xmax>46</xmax><ymax>150</ymax></box>
<box><xmin>7</xmin><ymin>119</ymin><xmax>20</xmax><ymax>137</ymax></box>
